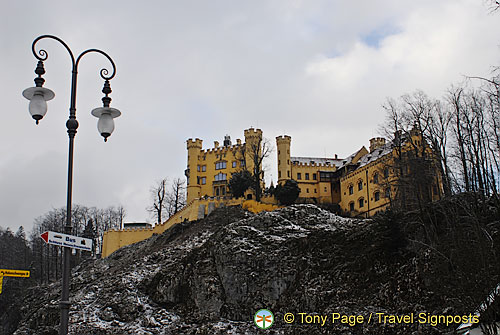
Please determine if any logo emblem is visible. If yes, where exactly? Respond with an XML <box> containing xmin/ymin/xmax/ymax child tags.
<box><xmin>254</xmin><ymin>309</ymin><xmax>274</xmax><ymax>329</ymax></box>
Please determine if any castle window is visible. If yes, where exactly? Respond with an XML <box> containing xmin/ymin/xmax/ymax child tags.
<box><xmin>324</xmin><ymin>187</ymin><xmax>327</xmax><ymax>192</ymax></box>
<box><xmin>215</xmin><ymin>172</ymin><xmax>227</xmax><ymax>181</ymax></box>
<box><xmin>197</xmin><ymin>165</ymin><xmax>200</xmax><ymax>172</ymax></box>
<box><xmin>305</xmin><ymin>173</ymin><xmax>309</xmax><ymax>180</ymax></box>
<box><xmin>385</xmin><ymin>187</ymin><xmax>391</xmax><ymax>198</ymax></box>
<box><xmin>232</xmin><ymin>161</ymin><xmax>237</xmax><ymax>168</ymax></box>
<box><xmin>202</xmin><ymin>165</ymin><xmax>206</xmax><ymax>172</ymax></box>
<box><xmin>374</xmin><ymin>191</ymin><xmax>380</xmax><ymax>201</ymax></box>
<box><xmin>349</xmin><ymin>185</ymin><xmax>354</xmax><ymax>195</ymax></box>
<box><xmin>215</xmin><ymin>161</ymin><xmax>227</xmax><ymax>170</ymax></box>
<box><xmin>384</xmin><ymin>167</ymin><xmax>389</xmax><ymax>178</ymax></box>
<box><xmin>314</xmin><ymin>189</ymin><xmax>317</xmax><ymax>193</ymax></box>
<box><xmin>358</xmin><ymin>181</ymin><xmax>363</xmax><ymax>191</ymax></box>
<box><xmin>240</xmin><ymin>160</ymin><xmax>245</xmax><ymax>167</ymax></box>
<box><xmin>278</xmin><ymin>150</ymin><xmax>280</xmax><ymax>155</ymax></box>
<box><xmin>203</xmin><ymin>156</ymin><xmax>206</xmax><ymax>161</ymax></box>
<box><xmin>313</xmin><ymin>173</ymin><xmax>317</xmax><ymax>180</ymax></box>
<box><xmin>306</xmin><ymin>188</ymin><xmax>309</xmax><ymax>193</ymax></box>
<box><xmin>349</xmin><ymin>202</ymin><xmax>355</xmax><ymax>212</ymax></box>
<box><xmin>297</xmin><ymin>173</ymin><xmax>302</xmax><ymax>180</ymax></box>
<box><xmin>287</xmin><ymin>171</ymin><xmax>290</xmax><ymax>177</ymax></box>
<box><xmin>201</xmin><ymin>177</ymin><xmax>206</xmax><ymax>185</ymax></box>
<box><xmin>358</xmin><ymin>198</ymin><xmax>364</xmax><ymax>208</ymax></box>
<box><xmin>373</xmin><ymin>173</ymin><xmax>379</xmax><ymax>184</ymax></box>
<box><xmin>287</xmin><ymin>160</ymin><xmax>290</xmax><ymax>165</ymax></box>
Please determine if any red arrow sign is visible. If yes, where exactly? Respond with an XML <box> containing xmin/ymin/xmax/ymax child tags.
<box><xmin>41</xmin><ymin>232</ymin><xmax>49</xmax><ymax>243</ymax></box>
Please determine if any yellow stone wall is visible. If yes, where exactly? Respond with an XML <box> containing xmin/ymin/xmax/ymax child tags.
<box><xmin>276</xmin><ymin>135</ymin><xmax>339</xmax><ymax>203</ymax></box>
<box><xmin>292</xmin><ymin>163</ymin><xmax>337</xmax><ymax>203</ymax></box>
<box><xmin>339</xmin><ymin>157</ymin><xmax>394</xmax><ymax>217</ymax></box>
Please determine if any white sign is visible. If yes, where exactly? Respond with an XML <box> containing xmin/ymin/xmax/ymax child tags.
<box><xmin>41</xmin><ymin>231</ymin><xmax>93</xmax><ymax>252</ymax></box>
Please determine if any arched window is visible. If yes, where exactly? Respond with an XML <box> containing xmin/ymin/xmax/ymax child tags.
<box><xmin>358</xmin><ymin>197</ymin><xmax>364</xmax><ymax>208</ymax></box>
<box><xmin>349</xmin><ymin>202</ymin><xmax>355</xmax><ymax>211</ymax></box>
<box><xmin>385</xmin><ymin>187</ymin><xmax>391</xmax><ymax>198</ymax></box>
<box><xmin>383</xmin><ymin>167</ymin><xmax>389</xmax><ymax>178</ymax></box>
<box><xmin>374</xmin><ymin>191</ymin><xmax>380</xmax><ymax>201</ymax></box>
<box><xmin>357</xmin><ymin>180</ymin><xmax>363</xmax><ymax>191</ymax></box>
<box><xmin>348</xmin><ymin>184</ymin><xmax>354</xmax><ymax>195</ymax></box>
<box><xmin>373</xmin><ymin>173</ymin><xmax>379</xmax><ymax>184</ymax></box>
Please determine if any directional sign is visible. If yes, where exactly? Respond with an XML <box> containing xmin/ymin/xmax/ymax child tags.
<box><xmin>0</xmin><ymin>269</ymin><xmax>30</xmax><ymax>277</ymax></box>
<box><xmin>0</xmin><ymin>269</ymin><xmax>30</xmax><ymax>294</ymax></box>
<box><xmin>41</xmin><ymin>231</ymin><xmax>93</xmax><ymax>252</ymax></box>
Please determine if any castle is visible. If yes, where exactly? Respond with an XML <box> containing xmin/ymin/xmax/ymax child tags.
<box><xmin>102</xmin><ymin>126</ymin><xmax>443</xmax><ymax>257</ymax></box>
<box><xmin>186</xmin><ymin>127</ymin><xmax>443</xmax><ymax>217</ymax></box>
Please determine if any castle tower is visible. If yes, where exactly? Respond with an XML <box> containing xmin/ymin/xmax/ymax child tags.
<box><xmin>186</xmin><ymin>138</ymin><xmax>203</xmax><ymax>203</ymax></box>
<box><xmin>369</xmin><ymin>137</ymin><xmax>386</xmax><ymax>153</ymax></box>
<box><xmin>276</xmin><ymin>135</ymin><xmax>291</xmax><ymax>185</ymax></box>
<box><xmin>244</xmin><ymin>128</ymin><xmax>263</xmax><ymax>175</ymax></box>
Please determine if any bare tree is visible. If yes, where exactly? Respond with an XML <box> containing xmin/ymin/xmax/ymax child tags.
<box><xmin>245</xmin><ymin>137</ymin><xmax>272</xmax><ymax>202</ymax></box>
<box><xmin>148</xmin><ymin>178</ymin><xmax>168</xmax><ymax>226</ymax></box>
<box><xmin>379</xmin><ymin>91</ymin><xmax>445</xmax><ymax>212</ymax></box>
<box><xmin>165</xmin><ymin>178</ymin><xmax>186</xmax><ymax>218</ymax></box>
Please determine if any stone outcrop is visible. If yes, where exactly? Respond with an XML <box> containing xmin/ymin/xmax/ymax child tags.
<box><xmin>11</xmin><ymin>199</ymin><xmax>500</xmax><ymax>334</ymax></box>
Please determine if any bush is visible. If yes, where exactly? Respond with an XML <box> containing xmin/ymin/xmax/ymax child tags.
<box><xmin>274</xmin><ymin>179</ymin><xmax>300</xmax><ymax>205</ymax></box>
<box><xmin>228</xmin><ymin>170</ymin><xmax>253</xmax><ymax>198</ymax></box>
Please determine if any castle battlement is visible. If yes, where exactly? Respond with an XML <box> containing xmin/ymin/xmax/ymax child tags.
<box><xmin>292</xmin><ymin>161</ymin><xmax>337</xmax><ymax>168</ymax></box>
<box><xmin>104</xmin><ymin>226</ymin><xmax>155</xmax><ymax>234</ymax></box>
<box><xmin>201</xmin><ymin>142</ymin><xmax>243</xmax><ymax>154</ymax></box>
<box><xmin>244</xmin><ymin>127</ymin><xmax>262</xmax><ymax>138</ymax></box>
<box><xmin>276</xmin><ymin>135</ymin><xmax>291</xmax><ymax>142</ymax></box>
<box><xmin>369</xmin><ymin>137</ymin><xmax>386</xmax><ymax>153</ymax></box>
<box><xmin>187</xmin><ymin>138</ymin><xmax>203</xmax><ymax>149</ymax></box>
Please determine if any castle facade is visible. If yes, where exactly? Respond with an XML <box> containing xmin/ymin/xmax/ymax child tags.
<box><xmin>185</xmin><ymin>127</ymin><xmax>443</xmax><ymax>218</ymax></box>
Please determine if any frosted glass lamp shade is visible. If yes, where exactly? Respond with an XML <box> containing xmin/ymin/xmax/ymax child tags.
<box><xmin>22</xmin><ymin>87</ymin><xmax>55</xmax><ymax>124</ymax></box>
<box><xmin>91</xmin><ymin>107</ymin><xmax>121</xmax><ymax>142</ymax></box>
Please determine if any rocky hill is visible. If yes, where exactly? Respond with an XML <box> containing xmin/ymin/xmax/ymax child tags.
<box><xmin>9</xmin><ymin>197</ymin><xmax>500</xmax><ymax>334</ymax></box>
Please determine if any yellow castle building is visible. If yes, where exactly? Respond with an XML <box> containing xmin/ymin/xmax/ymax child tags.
<box><xmin>277</xmin><ymin>127</ymin><xmax>443</xmax><ymax>217</ymax></box>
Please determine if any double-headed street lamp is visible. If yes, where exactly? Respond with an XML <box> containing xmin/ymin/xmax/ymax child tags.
<box><xmin>22</xmin><ymin>35</ymin><xmax>121</xmax><ymax>335</ymax></box>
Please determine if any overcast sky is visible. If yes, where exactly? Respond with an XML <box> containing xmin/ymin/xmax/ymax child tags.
<box><xmin>1</xmin><ymin>0</ymin><xmax>500</xmax><ymax>234</ymax></box>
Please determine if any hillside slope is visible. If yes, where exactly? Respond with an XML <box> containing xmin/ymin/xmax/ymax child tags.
<box><xmin>11</xmin><ymin>198</ymin><xmax>500</xmax><ymax>334</ymax></box>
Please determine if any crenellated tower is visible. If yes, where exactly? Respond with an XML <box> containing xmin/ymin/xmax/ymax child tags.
<box><xmin>186</xmin><ymin>138</ymin><xmax>203</xmax><ymax>203</ymax></box>
<box><xmin>276</xmin><ymin>135</ymin><xmax>291</xmax><ymax>185</ymax></box>
<box><xmin>244</xmin><ymin>128</ymin><xmax>263</xmax><ymax>175</ymax></box>
<box><xmin>369</xmin><ymin>137</ymin><xmax>386</xmax><ymax>153</ymax></box>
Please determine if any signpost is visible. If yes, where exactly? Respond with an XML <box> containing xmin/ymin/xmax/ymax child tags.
<box><xmin>0</xmin><ymin>269</ymin><xmax>30</xmax><ymax>294</ymax></box>
<box><xmin>41</xmin><ymin>231</ymin><xmax>93</xmax><ymax>252</ymax></box>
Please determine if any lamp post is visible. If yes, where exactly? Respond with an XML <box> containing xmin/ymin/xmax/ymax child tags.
<box><xmin>22</xmin><ymin>35</ymin><xmax>120</xmax><ymax>335</ymax></box>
